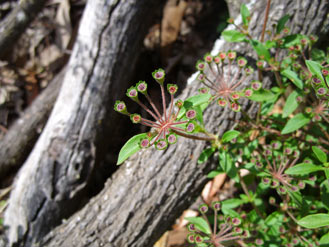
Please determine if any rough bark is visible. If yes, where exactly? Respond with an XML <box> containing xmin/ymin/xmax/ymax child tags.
<box><xmin>31</xmin><ymin>1</ymin><xmax>327</xmax><ymax>247</ymax></box>
<box><xmin>0</xmin><ymin>0</ymin><xmax>48</xmax><ymax>59</ymax></box>
<box><xmin>3</xmin><ymin>0</ymin><xmax>166</xmax><ymax>246</ymax></box>
<box><xmin>0</xmin><ymin>68</ymin><xmax>65</xmax><ymax>181</ymax></box>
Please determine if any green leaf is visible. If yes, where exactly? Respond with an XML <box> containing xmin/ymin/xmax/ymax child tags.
<box><xmin>312</xmin><ymin>146</ymin><xmax>327</xmax><ymax>163</ymax></box>
<box><xmin>221</xmin><ymin>198</ymin><xmax>244</xmax><ymax>210</ymax></box>
<box><xmin>183</xmin><ymin>93</ymin><xmax>211</xmax><ymax>108</ymax></box>
<box><xmin>185</xmin><ymin>217</ymin><xmax>211</xmax><ymax>234</ymax></box>
<box><xmin>311</xmin><ymin>48</ymin><xmax>326</xmax><ymax>62</ymax></box>
<box><xmin>281</xmin><ymin>69</ymin><xmax>303</xmax><ymax>89</ymax></box>
<box><xmin>222</xmin><ymin>30</ymin><xmax>247</xmax><ymax>42</ymax></box>
<box><xmin>281</xmin><ymin>113</ymin><xmax>311</xmax><ymax>134</ymax></box>
<box><xmin>221</xmin><ymin>130</ymin><xmax>240</xmax><ymax>143</ymax></box>
<box><xmin>265</xmin><ymin>40</ymin><xmax>276</xmax><ymax>49</ymax></box>
<box><xmin>320</xmin><ymin>232</ymin><xmax>329</xmax><ymax>245</ymax></box>
<box><xmin>306</xmin><ymin>60</ymin><xmax>324</xmax><ymax>83</ymax></box>
<box><xmin>282</xmin><ymin>34</ymin><xmax>303</xmax><ymax>48</ymax></box>
<box><xmin>265</xmin><ymin>212</ymin><xmax>284</xmax><ymax>226</ymax></box>
<box><xmin>117</xmin><ymin>133</ymin><xmax>147</xmax><ymax>165</ymax></box>
<box><xmin>298</xmin><ymin>214</ymin><xmax>329</xmax><ymax>229</ymax></box>
<box><xmin>251</xmin><ymin>40</ymin><xmax>271</xmax><ymax>61</ymax></box>
<box><xmin>198</xmin><ymin>148</ymin><xmax>216</xmax><ymax>164</ymax></box>
<box><xmin>248</xmin><ymin>89</ymin><xmax>276</xmax><ymax>102</ymax></box>
<box><xmin>282</xmin><ymin>90</ymin><xmax>300</xmax><ymax>118</ymax></box>
<box><xmin>240</xmin><ymin>4</ymin><xmax>250</xmax><ymax>25</ymax></box>
<box><xmin>285</xmin><ymin>163</ymin><xmax>323</xmax><ymax>175</ymax></box>
<box><xmin>207</xmin><ymin>170</ymin><xmax>223</xmax><ymax>178</ymax></box>
<box><xmin>287</xmin><ymin>189</ymin><xmax>303</xmax><ymax>207</ymax></box>
<box><xmin>219</xmin><ymin>152</ymin><xmax>238</xmax><ymax>181</ymax></box>
<box><xmin>276</xmin><ymin>14</ymin><xmax>290</xmax><ymax>34</ymax></box>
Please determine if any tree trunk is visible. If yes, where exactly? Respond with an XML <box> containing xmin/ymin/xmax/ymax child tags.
<box><xmin>3</xmin><ymin>0</ymin><xmax>166</xmax><ymax>246</ymax></box>
<box><xmin>0</xmin><ymin>68</ymin><xmax>65</xmax><ymax>181</ymax></box>
<box><xmin>31</xmin><ymin>0</ymin><xmax>327</xmax><ymax>247</ymax></box>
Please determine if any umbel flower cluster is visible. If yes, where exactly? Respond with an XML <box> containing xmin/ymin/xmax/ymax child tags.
<box><xmin>195</xmin><ymin>50</ymin><xmax>259</xmax><ymax>112</ymax></box>
<box><xmin>114</xmin><ymin>69</ymin><xmax>199</xmax><ymax>150</ymax></box>
<box><xmin>187</xmin><ymin>202</ymin><xmax>249</xmax><ymax>247</ymax></box>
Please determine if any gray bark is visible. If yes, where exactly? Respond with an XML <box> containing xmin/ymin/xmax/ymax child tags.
<box><xmin>3</xmin><ymin>0</ymin><xmax>166</xmax><ymax>246</ymax></box>
<box><xmin>0</xmin><ymin>0</ymin><xmax>48</xmax><ymax>59</ymax></box>
<box><xmin>0</xmin><ymin>68</ymin><xmax>65</xmax><ymax>180</ymax></box>
<box><xmin>32</xmin><ymin>0</ymin><xmax>327</xmax><ymax>247</ymax></box>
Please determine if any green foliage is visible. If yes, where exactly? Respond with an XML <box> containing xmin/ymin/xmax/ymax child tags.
<box><xmin>117</xmin><ymin>133</ymin><xmax>148</xmax><ymax>165</ymax></box>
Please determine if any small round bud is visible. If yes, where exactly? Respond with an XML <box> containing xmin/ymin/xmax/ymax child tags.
<box><xmin>186</xmin><ymin>109</ymin><xmax>197</xmax><ymax>119</ymax></box>
<box><xmin>130</xmin><ymin>114</ymin><xmax>141</xmax><ymax>124</ymax></box>
<box><xmin>167</xmin><ymin>84</ymin><xmax>178</xmax><ymax>95</ymax></box>
<box><xmin>262</xmin><ymin>177</ymin><xmax>271</xmax><ymax>185</ymax></box>
<box><xmin>271</xmin><ymin>141</ymin><xmax>281</xmax><ymax>150</ymax></box>
<box><xmin>256</xmin><ymin>60</ymin><xmax>265</xmax><ymax>69</ymax></box>
<box><xmin>228</xmin><ymin>50</ymin><xmax>237</xmax><ymax>60</ymax></box>
<box><xmin>317</xmin><ymin>87</ymin><xmax>327</xmax><ymax>96</ymax></box>
<box><xmin>167</xmin><ymin>133</ymin><xmax>177</xmax><ymax>145</ymax></box>
<box><xmin>292</xmin><ymin>63</ymin><xmax>301</xmax><ymax>70</ymax></box>
<box><xmin>309</xmin><ymin>175</ymin><xmax>317</xmax><ymax>181</ymax></box>
<box><xmin>217</xmin><ymin>99</ymin><xmax>227</xmax><ymax>107</ymax></box>
<box><xmin>322</xmin><ymin>69</ymin><xmax>329</xmax><ymax>76</ymax></box>
<box><xmin>139</xmin><ymin>138</ymin><xmax>150</xmax><ymax>148</ymax></box>
<box><xmin>196</xmin><ymin>61</ymin><xmax>206</xmax><ymax>71</ymax></box>
<box><xmin>198</xmin><ymin>87</ymin><xmax>209</xmax><ymax>94</ymax></box>
<box><xmin>237</xmin><ymin>57</ymin><xmax>247</xmax><ymax>67</ymax></box>
<box><xmin>305</xmin><ymin>107</ymin><xmax>312</xmax><ymax>114</ymax></box>
<box><xmin>277</xmin><ymin>186</ymin><xmax>287</xmax><ymax>194</ymax></box>
<box><xmin>155</xmin><ymin>139</ymin><xmax>168</xmax><ymax>150</ymax></box>
<box><xmin>187</xmin><ymin>234</ymin><xmax>195</xmax><ymax>243</ymax></box>
<box><xmin>292</xmin><ymin>238</ymin><xmax>299</xmax><ymax>245</ymax></box>
<box><xmin>175</xmin><ymin>100</ymin><xmax>183</xmax><ymax>108</ymax></box>
<box><xmin>298</xmin><ymin>181</ymin><xmax>305</xmax><ymax>189</ymax></box>
<box><xmin>251</xmin><ymin>81</ymin><xmax>262</xmax><ymax>91</ymax></box>
<box><xmin>197</xmin><ymin>73</ymin><xmax>205</xmax><ymax>82</ymax></box>
<box><xmin>284</xmin><ymin>147</ymin><xmax>293</xmax><ymax>155</ymax></box>
<box><xmin>279</xmin><ymin>226</ymin><xmax>286</xmax><ymax>233</ymax></box>
<box><xmin>263</xmin><ymin>149</ymin><xmax>272</xmax><ymax>156</ymax></box>
<box><xmin>212</xmin><ymin>201</ymin><xmax>221</xmax><ymax>211</ymax></box>
<box><xmin>234</xmin><ymin>227</ymin><xmax>243</xmax><ymax>234</ymax></box>
<box><xmin>255</xmin><ymin>238</ymin><xmax>264</xmax><ymax>245</ymax></box>
<box><xmin>232</xmin><ymin>218</ymin><xmax>241</xmax><ymax>226</ymax></box>
<box><xmin>294</xmin><ymin>44</ymin><xmax>302</xmax><ymax>52</ymax></box>
<box><xmin>231</xmin><ymin>102</ymin><xmax>241</xmax><ymax>112</ymax></box>
<box><xmin>204</xmin><ymin>53</ymin><xmax>213</xmax><ymax>63</ymax></box>
<box><xmin>187</xmin><ymin>223</ymin><xmax>196</xmax><ymax>232</ymax></box>
<box><xmin>290</xmin><ymin>186</ymin><xmax>299</xmax><ymax>192</ymax></box>
<box><xmin>195</xmin><ymin>235</ymin><xmax>203</xmax><ymax>243</ymax></box>
<box><xmin>282</xmin><ymin>27</ymin><xmax>290</xmax><ymax>34</ymax></box>
<box><xmin>199</xmin><ymin>204</ymin><xmax>208</xmax><ymax>214</ymax></box>
<box><xmin>152</xmin><ymin>68</ymin><xmax>165</xmax><ymax>84</ymax></box>
<box><xmin>296</xmin><ymin>96</ymin><xmax>302</xmax><ymax>103</ymax></box>
<box><xmin>114</xmin><ymin>100</ymin><xmax>128</xmax><ymax>114</ymax></box>
<box><xmin>309</xmin><ymin>34</ymin><xmax>318</xmax><ymax>44</ymax></box>
<box><xmin>186</xmin><ymin>122</ymin><xmax>195</xmax><ymax>133</ymax></box>
<box><xmin>136</xmin><ymin>81</ymin><xmax>148</xmax><ymax>94</ymax></box>
<box><xmin>244</xmin><ymin>66</ymin><xmax>254</xmax><ymax>75</ymax></box>
<box><xmin>227</xmin><ymin>18</ymin><xmax>234</xmax><ymax>24</ymax></box>
<box><xmin>293</xmin><ymin>150</ymin><xmax>300</xmax><ymax>158</ymax></box>
<box><xmin>255</xmin><ymin>161</ymin><xmax>263</xmax><ymax>169</ymax></box>
<box><xmin>271</xmin><ymin>180</ymin><xmax>280</xmax><ymax>188</ymax></box>
<box><xmin>312</xmin><ymin>114</ymin><xmax>322</xmax><ymax>122</ymax></box>
<box><xmin>269</xmin><ymin>197</ymin><xmax>276</xmax><ymax>205</ymax></box>
<box><xmin>213</xmin><ymin>56</ymin><xmax>221</xmax><ymax>64</ymax></box>
<box><xmin>126</xmin><ymin>86</ymin><xmax>138</xmax><ymax>100</ymax></box>
<box><xmin>244</xmin><ymin>89</ymin><xmax>253</xmax><ymax>97</ymax></box>
<box><xmin>231</xmin><ymin>93</ymin><xmax>240</xmax><ymax>100</ymax></box>
<box><xmin>300</xmin><ymin>38</ymin><xmax>308</xmax><ymax>46</ymax></box>
<box><xmin>219</xmin><ymin>52</ymin><xmax>226</xmax><ymax>60</ymax></box>
<box><xmin>242</xmin><ymin>230</ymin><xmax>250</xmax><ymax>238</ymax></box>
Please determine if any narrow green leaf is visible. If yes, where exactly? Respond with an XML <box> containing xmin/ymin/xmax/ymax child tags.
<box><xmin>320</xmin><ymin>232</ymin><xmax>329</xmax><ymax>245</ymax></box>
<box><xmin>282</xmin><ymin>34</ymin><xmax>303</xmax><ymax>48</ymax></box>
<box><xmin>276</xmin><ymin>14</ymin><xmax>290</xmax><ymax>34</ymax></box>
<box><xmin>306</xmin><ymin>60</ymin><xmax>324</xmax><ymax>83</ymax></box>
<box><xmin>281</xmin><ymin>69</ymin><xmax>303</xmax><ymax>89</ymax></box>
<box><xmin>282</xmin><ymin>90</ymin><xmax>300</xmax><ymax>118</ymax></box>
<box><xmin>281</xmin><ymin>113</ymin><xmax>311</xmax><ymax>134</ymax></box>
<box><xmin>298</xmin><ymin>214</ymin><xmax>329</xmax><ymax>229</ymax></box>
<box><xmin>185</xmin><ymin>217</ymin><xmax>211</xmax><ymax>234</ymax></box>
<box><xmin>312</xmin><ymin>146</ymin><xmax>327</xmax><ymax>163</ymax></box>
<box><xmin>222</xmin><ymin>30</ymin><xmax>247</xmax><ymax>42</ymax></box>
<box><xmin>265</xmin><ymin>212</ymin><xmax>284</xmax><ymax>226</ymax></box>
<box><xmin>240</xmin><ymin>4</ymin><xmax>250</xmax><ymax>25</ymax></box>
<box><xmin>207</xmin><ymin>170</ymin><xmax>223</xmax><ymax>178</ymax></box>
<box><xmin>287</xmin><ymin>189</ymin><xmax>303</xmax><ymax>207</ymax></box>
<box><xmin>285</xmin><ymin>163</ymin><xmax>323</xmax><ymax>175</ymax></box>
<box><xmin>251</xmin><ymin>40</ymin><xmax>271</xmax><ymax>61</ymax></box>
<box><xmin>183</xmin><ymin>93</ymin><xmax>211</xmax><ymax>108</ymax></box>
<box><xmin>198</xmin><ymin>147</ymin><xmax>216</xmax><ymax>164</ymax></box>
<box><xmin>221</xmin><ymin>198</ymin><xmax>244</xmax><ymax>210</ymax></box>
<box><xmin>219</xmin><ymin>152</ymin><xmax>238</xmax><ymax>181</ymax></box>
<box><xmin>248</xmin><ymin>89</ymin><xmax>276</xmax><ymax>102</ymax></box>
<box><xmin>221</xmin><ymin>130</ymin><xmax>240</xmax><ymax>143</ymax></box>
<box><xmin>117</xmin><ymin>133</ymin><xmax>147</xmax><ymax>165</ymax></box>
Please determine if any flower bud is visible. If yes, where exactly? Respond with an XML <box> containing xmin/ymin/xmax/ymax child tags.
<box><xmin>256</xmin><ymin>60</ymin><xmax>265</xmax><ymax>69</ymax></box>
<box><xmin>217</xmin><ymin>99</ymin><xmax>227</xmax><ymax>107</ymax></box>
<box><xmin>136</xmin><ymin>81</ymin><xmax>148</xmax><ymax>94</ymax></box>
<box><xmin>283</xmin><ymin>27</ymin><xmax>290</xmax><ymax>34</ymax></box>
<box><xmin>231</xmin><ymin>93</ymin><xmax>240</xmax><ymax>100</ymax></box>
<box><xmin>237</xmin><ymin>57</ymin><xmax>247</xmax><ymax>67</ymax></box>
<box><xmin>186</xmin><ymin>109</ymin><xmax>197</xmax><ymax>120</ymax></box>
<box><xmin>155</xmin><ymin>139</ymin><xmax>168</xmax><ymax>150</ymax></box>
<box><xmin>251</xmin><ymin>81</ymin><xmax>262</xmax><ymax>91</ymax></box>
<box><xmin>126</xmin><ymin>86</ymin><xmax>139</xmax><ymax>101</ymax></box>
<box><xmin>175</xmin><ymin>99</ymin><xmax>183</xmax><ymax>108</ymax></box>
<box><xmin>317</xmin><ymin>87</ymin><xmax>327</xmax><ymax>96</ymax></box>
<box><xmin>198</xmin><ymin>87</ymin><xmax>209</xmax><ymax>94</ymax></box>
<box><xmin>271</xmin><ymin>179</ymin><xmax>280</xmax><ymax>188</ymax></box>
<box><xmin>309</xmin><ymin>34</ymin><xmax>318</xmax><ymax>44</ymax></box>
<box><xmin>231</xmin><ymin>102</ymin><xmax>241</xmax><ymax>112</ymax></box>
<box><xmin>212</xmin><ymin>201</ymin><xmax>221</xmax><ymax>211</ymax></box>
<box><xmin>152</xmin><ymin>68</ymin><xmax>165</xmax><ymax>84</ymax></box>
<box><xmin>187</xmin><ymin>223</ymin><xmax>196</xmax><ymax>232</ymax></box>
<box><xmin>322</xmin><ymin>69</ymin><xmax>329</xmax><ymax>76</ymax></box>
<box><xmin>262</xmin><ymin>177</ymin><xmax>271</xmax><ymax>185</ymax></box>
<box><xmin>298</xmin><ymin>181</ymin><xmax>305</xmax><ymax>189</ymax></box>
<box><xmin>130</xmin><ymin>113</ymin><xmax>141</xmax><ymax>124</ymax></box>
<box><xmin>219</xmin><ymin>52</ymin><xmax>226</xmax><ymax>60</ymax></box>
<box><xmin>187</xmin><ymin>233</ymin><xmax>195</xmax><ymax>243</ymax></box>
<box><xmin>196</xmin><ymin>61</ymin><xmax>206</xmax><ymax>71</ymax></box>
<box><xmin>255</xmin><ymin>161</ymin><xmax>263</xmax><ymax>169</ymax></box>
<box><xmin>114</xmin><ymin>100</ymin><xmax>128</xmax><ymax>115</ymax></box>
<box><xmin>300</xmin><ymin>38</ymin><xmax>308</xmax><ymax>46</ymax></box>
<box><xmin>167</xmin><ymin>133</ymin><xmax>177</xmax><ymax>145</ymax></box>
<box><xmin>232</xmin><ymin>217</ymin><xmax>241</xmax><ymax>226</ymax></box>
<box><xmin>213</xmin><ymin>56</ymin><xmax>221</xmax><ymax>64</ymax></box>
<box><xmin>199</xmin><ymin>204</ymin><xmax>208</xmax><ymax>214</ymax></box>
<box><xmin>186</xmin><ymin>122</ymin><xmax>195</xmax><ymax>133</ymax></box>
<box><xmin>271</xmin><ymin>141</ymin><xmax>281</xmax><ymax>150</ymax></box>
<box><xmin>277</xmin><ymin>186</ymin><xmax>287</xmax><ymax>194</ymax></box>
<box><xmin>204</xmin><ymin>53</ymin><xmax>213</xmax><ymax>63</ymax></box>
<box><xmin>269</xmin><ymin>196</ymin><xmax>276</xmax><ymax>205</ymax></box>
<box><xmin>167</xmin><ymin>84</ymin><xmax>178</xmax><ymax>95</ymax></box>
<box><xmin>244</xmin><ymin>66</ymin><xmax>254</xmax><ymax>75</ymax></box>
<box><xmin>234</xmin><ymin>227</ymin><xmax>243</xmax><ymax>234</ymax></box>
<box><xmin>255</xmin><ymin>238</ymin><xmax>264</xmax><ymax>245</ymax></box>
<box><xmin>195</xmin><ymin>235</ymin><xmax>204</xmax><ymax>243</ymax></box>
<box><xmin>227</xmin><ymin>18</ymin><xmax>234</xmax><ymax>24</ymax></box>
<box><xmin>244</xmin><ymin>89</ymin><xmax>253</xmax><ymax>97</ymax></box>
<box><xmin>197</xmin><ymin>73</ymin><xmax>205</xmax><ymax>82</ymax></box>
<box><xmin>139</xmin><ymin>138</ymin><xmax>150</xmax><ymax>148</ymax></box>
<box><xmin>228</xmin><ymin>50</ymin><xmax>237</xmax><ymax>60</ymax></box>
